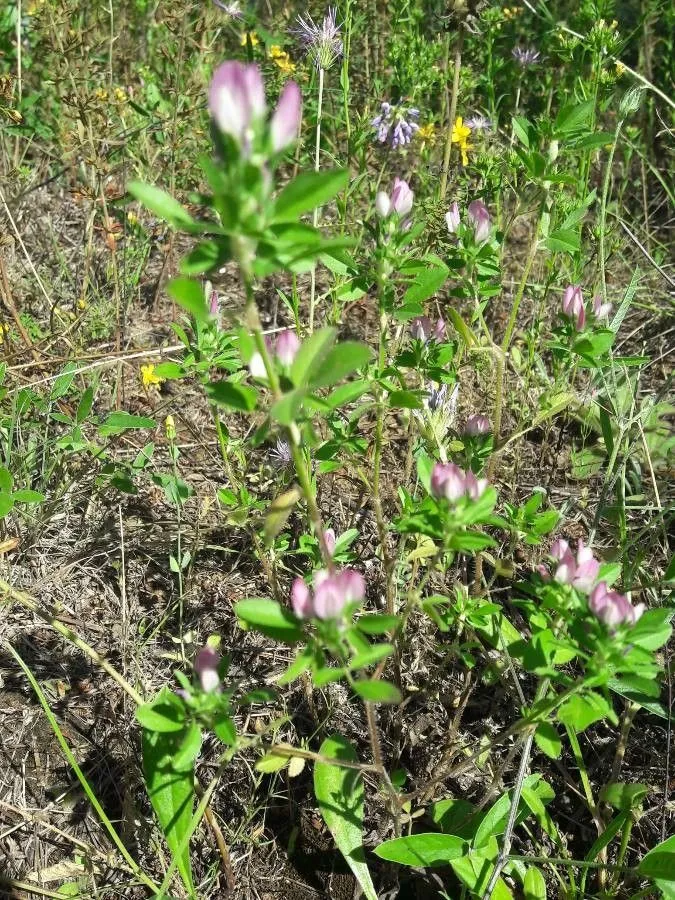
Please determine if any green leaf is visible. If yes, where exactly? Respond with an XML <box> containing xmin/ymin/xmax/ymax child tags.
<box><xmin>308</xmin><ymin>341</ymin><xmax>373</xmax><ymax>390</ymax></box>
<box><xmin>12</xmin><ymin>489</ymin><xmax>45</xmax><ymax>504</ymax></box>
<box><xmin>235</xmin><ymin>598</ymin><xmax>303</xmax><ymax>643</ymax></box>
<box><xmin>167</xmin><ymin>277</ymin><xmax>209</xmax><ymax>322</ymax></box>
<box><xmin>314</xmin><ymin>734</ymin><xmax>377</xmax><ymax>900</ymax></box>
<box><xmin>128</xmin><ymin>181</ymin><xmax>195</xmax><ymax>230</ymax></box>
<box><xmin>213</xmin><ymin>715</ymin><xmax>237</xmax><ymax>746</ymax></box>
<box><xmin>0</xmin><ymin>494</ymin><xmax>15</xmax><ymax>517</ymax></box>
<box><xmin>388</xmin><ymin>390</ymin><xmax>423</xmax><ymax>409</ymax></box>
<box><xmin>543</xmin><ymin>228</ymin><xmax>580</xmax><ymax>255</ymax></box>
<box><xmin>523</xmin><ymin>866</ymin><xmax>547</xmax><ymax>899</ymax></box>
<box><xmin>600</xmin><ymin>782</ymin><xmax>650</xmax><ymax>811</ymax></box>
<box><xmin>142</xmin><ymin>723</ymin><xmax>195</xmax><ymax>894</ymax></box>
<box><xmin>270</xmin><ymin>388</ymin><xmax>307</xmax><ymax>426</ymax></box>
<box><xmin>352</xmin><ymin>679</ymin><xmax>401</xmax><ymax>704</ymax></box>
<box><xmin>403</xmin><ymin>264</ymin><xmax>449</xmax><ymax>305</ymax></box>
<box><xmin>273</xmin><ymin>169</ymin><xmax>349</xmax><ymax>222</ymax></box>
<box><xmin>639</xmin><ymin>834</ymin><xmax>675</xmax><ymax>890</ymax></box>
<box><xmin>430</xmin><ymin>798</ymin><xmax>477</xmax><ymax>839</ymax></box>
<box><xmin>356</xmin><ymin>614</ymin><xmax>400</xmax><ymax>635</ymax></box>
<box><xmin>136</xmin><ymin>692</ymin><xmax>185</xmax><ymax>733</ymax></box>
<box><xmin>98</xmin><ymin>413</ymin><xmax>156</xmax><ymax>437</ymax></box>
<box><xmin>557</xmin><ymin>692</ymin><xmax>611</xmax><ymax>732</ymax></box>
<box><xmin>205</xmin><ymin>380</ymin><xmax>257</xmax><ymax>411</ymax></box>
<box><xmin>0</xmin><ymin>466</ymin><xmax>14</xmax><ymax>493</ymax></box>
<box><xmin>173</xmin><ymin>723</ymin><xmax>203</xmax><ymax>769</ymax></box>
<box><xmin>451</xmin><ymin>852</ymin><xmax>514</xmax><ymax>899</ymax></box>
<box><xmin>554</xmin><ymin>101</ymin><xmax>594</xmax><ymax>134</ymax></box>
<box><xmin>277</xmin><ymin>645</ymin><xmax>314</xmax><ymax>685</ymax></box>
<box><xmin>291</xmin><ymin>326</ymin><xmax>336</xmax><ymax>386</ymax></box>
<box><xmin>628</xmin><ymin>608</ymin><xmax>673</xmax><ymax>651</ymax></box>
<box><xmin>375</xmin><ymin>833</ymin><xmax>467</xmax><ymax>867</ymax></box>
<box><xmin>584</xmin><ymin>811</ymin><xmax>629</xmax><ymax>863</ymax></box>
<box><xmin>50</xmin><ymin>363</ymin><xmax>78</xmax><ymax>400</ymax></box>
<box><xmin>534</xmin><ymin>722</ymin><xmax>562</xmax><ymax>759</ymax></box>
<box><xmin>608</xmin><ymin>676</ymin><xmax>667</xmax><ymax>719</ymax></box>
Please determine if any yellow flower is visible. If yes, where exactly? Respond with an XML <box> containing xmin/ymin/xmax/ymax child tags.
<box><xmin>94</xmin><ymin>88</ymin><xmax>108</xmax><ymax>102</ymax></box>
<box><xmin>273</xmin><ymin>54</ymin><xmax>296</xmax><ymax>75</ymax></box>
<box><xmin>140</xmin><ymin>363</ymin><xmax>164</xmax><ymax>387</ymax></box>
<box><xmin>127</xmin><ymin>211</ymin><xmax>138</xmax><ymax>226</ymax></box>
<box><xmin>113</xmin><ymin>87</ymin><xmax>127</xmax><ymax>103</ymax></box>
<box><xmin>417</xmin><ymin>123</ymin><xmax>436</xmax><ymax>144</ymax></box>
<box><xmin>240</xmin><ymin>31</ymin><xmax>259</xmax><ymax>47</ymax></box>
<box><xmin>77</xmin><ymin>299</ymin><xmax>87</xmax><ymax>310</ymax></box>
<box><xmin>615</xmin><ymin>61</ymin><xmax>625</xmax><ymax>76</ymax></box>
<box><xmin>451</xmin><ymin>116</ymin><xmax>472</xmax><ymax>166</ymax></box>
<box><xmin>0</xmin><ymin>323</ymin><xmax>9</xmax><ymax>344</ymax></box>
<box><xmin>269</xmin><ymin>45</ymin><xmax>285</xmax><ymax>59</ymax></box>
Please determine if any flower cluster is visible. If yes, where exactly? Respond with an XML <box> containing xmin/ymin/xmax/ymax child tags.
<box><xmin>561</xmin><ymin>285</ymin><xmax>612</xmax><ymax>331</ymax></box>
<box><xmin>209</xmin><ymin>60</ymin><xmax>301</xmax><ymax>156</ymax></box>
<box><xmin>549</xmin><ymin>538</ymin><xmax>599</xmax><ymax>592</ymax></box>
<box><xmin>543</xmin><ymin>539</ymin><xmax>644</xmax><ymax>629</ymax></box>
<box><xmin>294</xmin><ymin>7</ymin><xmax>343</xmax><ymax>70</ymax></box>
<box><xmin>451</xmin><ymin>116</ymin><xmax>472</xmax><ymax>166</ymax></box>
<box><xmin>589</xmin><ymin>581</ymin><xmax>645</xmax><ymax>629</ymax></box>
<box><xmin>376</xmin><ymin>178</ymin><xmax>413</xmax><ymax>221</ymax></box>
<box><xmin>372</xmin><ymin>102</ymin><xmax>420</xmax><ymax>149</ymax></box>
<box><xmin>409</xmin><ymin>316</ymin><xmax>445</xmax><ymax>344</ymax></box>
<box><xmin>431</xmin><ymin>462</ymin><xmax>488</xmax><ymax>502</ymax></box>
<box><xmin>291</xmin><ymin>568</ymin><xmax>366</xmax><ymax>620</ymax></box>
<box><xmin>446</xmin><ymin>199</ymin><xmax>492</xmax><ymax>244</ymax></box>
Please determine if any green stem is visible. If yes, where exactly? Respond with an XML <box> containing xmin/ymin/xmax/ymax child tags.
<box><xmin>308</xmin><ymin>65</ymin><xmax>326</xmax><ymax>334</ymax></box>
<box><xmin>440</xmin><ymin>26</ymin><xmax>464</xmax><ymax>201</ymax></box>
<box><xmin>599</xmin><ymin>117</ymin><xmax>624</xmax><ymax>304</ymax></box>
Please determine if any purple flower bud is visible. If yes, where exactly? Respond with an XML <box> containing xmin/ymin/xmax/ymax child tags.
<box><xmin>549</xmin><ymin>539</ymin><xmax>570</xmax><ymax>561</ymax></box>
<box><xmin>561</xmin><ymin>284</ymin><xmax>585</xmax><ymax>331</ymax></box>
<box><xmin>391</xmin><ymin>178</ymin><xmax>413</xmax><ymax>216</ymax></box>
<box><xmin>551</xmin><ymin>539</ymin><xmax>600</xmax><ymax>593</ymax></box>
<box><xmin>467</xmin><ymin>200</ymin><xmax>491</xmax><ymax>243</ymax></box>
<box><xmin>464</xmin><ymin>414</ymin><xmax>491</xmax><ymax>436</ymax></box>
<box><xmin>209</xmin><ymin>290</ymin><xmax>220</xmax><ymax>317</ymax></box>
<box><xmin>464</xmin><ymin>472</ymin><xmax>489</xmax><ymax>500</ymax></box>
<box><xmin>589</xmin><ymin>581</ymin><xmax>645</xmax><ymax>629</ymax></box>
<box><xmin>323</xmin><ymin>528</ymin><xmax>336</xmax><ymax>556</ymax></box>
<box><xmin>291</xmin><ymin>577</ymin><xmax>313</xmax><ymax>618</ymax></box>
<box><xmin>434</xmin><ymin>318</ymin><xmax>446</xmax><ymax>342</ymax></box>
<box><xmin>430</xmin><ymin>462</ymin><xmax>467</xmax><ymax>501</ymax></box>
<box><xmin>445</xmin><ymin>202</ymin><xmax>461</xmax><ymax>234</ymax></box>
<box><xmin>410</xmin><ymin>316</ymin><xmax>432</xmax><ymax>342</ymax></box>
<box><xmin>270</xmin><ymin>80</ymin><xmax>302</xmax><ymax>152</ymax></box>
<box><xmin>312</xmin><ymin>568</ymin><xmax>365</xmax><ymax>619</ymax></box>
<box><xmin>592</xmin><ymin>294</ymin><xmax>612</xmax><ymax>320</ymax></box>
<box><xmin>209</xmin><ymin>61</ymin><xmax>266</xmax><ymax>149</ymax></box>
<box><xmin>275</xmin><ymin>328</ymin><xmax>300</xmax><ymax>366</ymax></box>
<box><xmin>376</xmin><ymin>191</ymin><xmax>392</xmax><ymax>218</ymax></box>
<box><xmin>194</xmin><ymin>646</ymin><xmax>221</xmax><ymax>693</ymax></box>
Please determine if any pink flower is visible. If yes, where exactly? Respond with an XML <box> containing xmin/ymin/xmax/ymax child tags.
<box><xmin>194</xmin><ymin>646</ymin><xmax>221</xmax><ymax>693</ymax></box>
<box><xmin>209</xmin><ymin>61</ymin><xmax>266</xmax><ymax>148</ymax></box>
<box><xmin>589</xmin><ymin>582</ymin><xmax>645</xmax><ymax>629</ymax></box>
<box><xmin>209</xmin><ymin>61</ymin><xmax>301</xmax><ymax>155</ymax></box>
<box><xmin>209</xmin><ymin>290</ymin><xmax>220</xmax><ymax>317</ymax></box>
<box><xmin>410</xmin><ymin>316</ymin><xmax>445</xmax><ymax>344</ymax></box>
<box><xmin>275</xmin><ymin>329</ymin><xmax>300</xmax><ymax>366</ymax></box>
<box><xmin>391</xmin><ymin>178</ymin><xmax>414</xmax><ymax>216</ymax></box>
<box><xmin>430</xmin><ymin>462</ymin><xmax>489</xmax><ymax>502</ymax></box>
<box><xmin>467</xmin><ymin>200</ymin><xmax>491</xmax><ymax>243</ymax></box>
<box><xmin>561</xmin><ymin>284</ymin><xmax>585</xmax><ymax>331</ymax></box>
<box><xmin>270</xmin><ymin>80</ymin><xmax>302</xmax><ymax>152</ymax></box>
<box><xmin>323</xmin><ymin>528</ymin><xmax>336</xmax><ymax>556</ymax></box>
<box><xmin>445</xmin><ymin>202</ymin><xmax>461</xmax><ymax>234</ymax></box>
<box><xmin>592</xmin><ymin>294</ymin><xmax>612</xmax><ymax>320</ymax></box>
<box><xmin>291</xmin><ymin>568</ymin><xmax>365</xmax><ymax>620</ymax></box>
<box><xmin>464</xmin><ymin>414</ymin><xmax>491</xmax><ymax>436</ymax></box>
<box><xmin>376</xmin><ymin>191</ymin><xmax>392</xmax><ymax>217</ymax></box>
<box><xmin>291</xmin><ymin>578</ymin><xmax>313</xmax><ymax>618</ymax></box>
<box><xmin>550</xmin><ymin>538</ymin><xmax>599</xmax><ymax>593</ymax></box>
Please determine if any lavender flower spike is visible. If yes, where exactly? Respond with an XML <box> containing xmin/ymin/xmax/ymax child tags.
<box><xmin>294</xmin><ymin>6</ymin><xmax>343</xmax><ymax>70</ymax></box>
<box><xmin>371</xmin><ymin>102</ymin><xmax>419</xmax><ymax>149</ymax></box>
